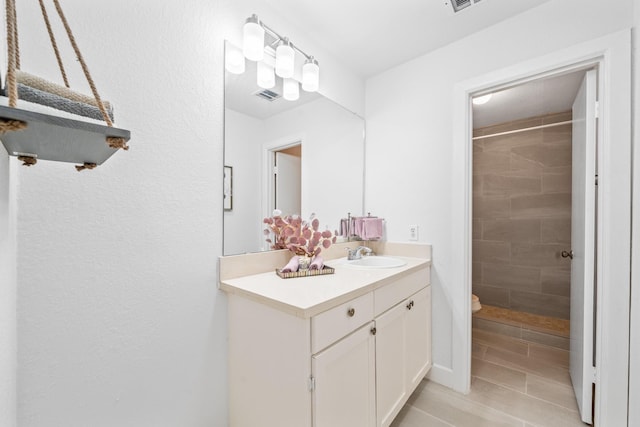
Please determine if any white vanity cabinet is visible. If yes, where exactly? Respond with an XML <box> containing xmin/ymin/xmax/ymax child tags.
<box><xmin>376</xmin><ymin>286</ymin><xmax>432</xmax><ymax>427</ymax></box>
<box><xmin>222</xmin><ymin>258</ymin><xmax>431</xmax><ymax>427</ymax></box>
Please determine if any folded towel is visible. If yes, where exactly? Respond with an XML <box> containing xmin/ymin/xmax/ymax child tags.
<box><xmin>15</xmin><ymin>70</ymin><xmax>113</xmax><ymax>110</ymax></box>
<box><xmin>9</xmin><ymin>83</ymin><xmax>114</xmax><ymax>122</ymax></box>
<box><xmin>309</xmin><ymin>255</ymin><xmax>324</xmax><ymax>270</ymax></box>
<box><xmin>353</xmin><ymin>217</ymin><xmax>384</xmax><ymax>240</ymax></box>
<box><xmin>281</xmin><ymin>255</ymin><xmax>299</xmax><ymax>273</ymax></box>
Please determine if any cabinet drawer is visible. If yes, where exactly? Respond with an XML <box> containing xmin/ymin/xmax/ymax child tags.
<box><xmin>374</xmin><ymin>267</ymin><xmax>430</xmax><ymax>316</ymax></box>
<box><xmin>312</xmin><ymin>292</ymin><xmax>374</xmax><ymax>353</ymax></box>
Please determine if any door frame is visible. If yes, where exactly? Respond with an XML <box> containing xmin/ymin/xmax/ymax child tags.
<box><xmin>451</xmin><ymin>30</ymin><xmax>631</xmax><ymax>426</ymax></box>
<box><xmin>261</xmin><ymin>134</ymin><xmax>304</xmax><ymax>249</ymax></box>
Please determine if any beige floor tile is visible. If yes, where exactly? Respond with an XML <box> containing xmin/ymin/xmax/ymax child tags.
<box><xmin>472</xmin><ymin>317</ymin><xmax>522</xmax><ymax>338</ymax></box>
<box><xmin>521</xmin><ymin>329</ymin><xmax>570</xmax><ymax>350</ymax></box>
<box><xmin>473</xmin><ymin>329</ymin><xmax>529</xmax><ymax>356</ymax></box>
<box><xmin>472</xmin><ymin>357</ymin><xmax>527</xmax><ymax>393</ymax></box>
<box><xmin>410</xmin><ymin>380</ymin><xmax>524</xmax><ymax>427</ymax></box>
<box><xmin>527</xmin><ymin>343</ymin><xmax>569</xmax><ymax>368</ymax></box>
<box><xmin>483</xmin><ymin>346</ymin><xmax>571</xmax><ymax>385</ymax></box>
<box><xmin>390</xmin><ymin>404</ymin><xmax>453</xmax><ymax>427</ymax></box>
<box><xmin>467</xmin><ymin>378</ymin><xmax>584</xmax><ymax>426</ymax></box>
<box><xmin>473</xmin><ymin>341</ymin><xmax>488</xmax><ymax>359</ymax></box>
<box><xmin>526</xmin><ymin>374</ymin><xmax>579</xmax><ymax>412</ymax></box>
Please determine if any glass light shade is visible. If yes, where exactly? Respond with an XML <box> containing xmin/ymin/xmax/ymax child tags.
<box><xmin>242</xmin><ymin>15</ymin><xmax>265</xmax><ymax>61</ymax></box>
<box><xmin>275</xmin><ymin>40</ymin><xmax>295</xmax><ymax>78</ymax></box>
<box><xmin>283</xmin><ymin>78</ymin><xmax>299</xmax><ymax>101</ymax></box>
<box><xmin>302</xmin><ymin>57</ymin><xmax>319</xmax><ymax>92</ymax></box>
<box><xmin>225</xmin><ymin>44</ymin><xmax>245</xmax><ymax>75</ymax></box>
<box><xmin>472</xmin><ymin>93</ymin><xmax>492</xmax><ymax>105</ymax></box>
<box><xmin>257</xmin><ymin>61</ymin><xmax>275</xmax><ymax>89</ymax></box>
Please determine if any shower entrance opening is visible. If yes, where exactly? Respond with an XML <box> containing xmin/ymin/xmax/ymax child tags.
<box><xmin>470</xmin><ymin>67</ymin><xmax>597</xmax><ymax>425</ymax></box>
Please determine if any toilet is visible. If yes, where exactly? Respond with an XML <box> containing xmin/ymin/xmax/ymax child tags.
<box><xmin>472</xmin><ymin>294</ymin><xmax>482</xmax><ymax>313</ymax></box>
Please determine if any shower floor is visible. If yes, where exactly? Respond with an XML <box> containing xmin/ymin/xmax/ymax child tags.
<box><xmin>473</xmin><ymin>304</ymin><xmax>570</xmax><ymax>350</ymax></box>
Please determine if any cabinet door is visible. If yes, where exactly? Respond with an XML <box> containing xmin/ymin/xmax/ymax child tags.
<box><xmin>405</xmin><ymin>286</ymin><xmax>431</xmax><ymax>390</ymax></box>
<box><xmin>312</xmin><ymin>322</ymin><xmax>376</xmax><ymax>427</ymax></box>
<box><xmin>375</xmin><ymin>301</ymin><xmax>407</xmax><ymax>427</ymax></box>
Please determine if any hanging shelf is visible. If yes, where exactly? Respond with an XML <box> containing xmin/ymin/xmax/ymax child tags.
<box><xmin>0</xmin><ymin>0</ymin><xmax>131</xmax><ymax>170</ymax></box>
<box><xmin>0</xmin><ymin>101</ymin><xmax>130</xmax><ymax>165</ymax></box>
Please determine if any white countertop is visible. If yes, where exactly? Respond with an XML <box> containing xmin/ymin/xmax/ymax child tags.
<box><xmin>219</xmin><ymin>256</ymin><xmax>431</xmax><ymax>318</ymax></box>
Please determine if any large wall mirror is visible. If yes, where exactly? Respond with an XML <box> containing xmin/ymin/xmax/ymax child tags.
<box><xmin>223</xmin><ymin>41</ymin><xmax>365</xmax><ymax>256</ymax></box>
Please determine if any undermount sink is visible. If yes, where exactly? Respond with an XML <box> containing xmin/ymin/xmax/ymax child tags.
<box><xmin>341</xmin><ymin>256</ymin><xmax>407</xmax><ymax>269</ymax></box>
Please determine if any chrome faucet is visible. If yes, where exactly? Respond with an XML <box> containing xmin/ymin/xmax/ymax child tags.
<box><xmin>346</xmin><ymin>246</ymin><xmax>372</xmax><ymax>260</ymax></box>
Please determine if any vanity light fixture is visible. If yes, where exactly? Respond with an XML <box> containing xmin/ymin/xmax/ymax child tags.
<box><xmin>242</xmin><ymin>15</ymin><xmax>265</xmax><ymax>61</ymax></box>
<box><xmin>472</xmin><ymin>93</ymin><xmax>492</xmax><ymax>105</ymax></box>
<box><xmin>239</xmin><ymin>14</ymin><xmax>320</xmax><ymax>96</ymax></box>
<box><xmin>225</xmin><ymin>43</ymin><xmax>245</xmax><ymax>75</ymax></box>
<box><xmin>283</xmin><ymin>78</ymin><xmax>300</xmax><ymax>101</ymax></box>
<box><xmin>257</xmin><ymin>61</ymin><xmax>276</xmax><ymax>89</ymax></box>
<box><xmin>302</xmin><ymin>57</ymin><xmax>319</xmax><ymax>92</ymax></box>
<box><xmin>275</xmin><ymin>38</ymin><xmax>295</xmax><ymax>78</ymax></box>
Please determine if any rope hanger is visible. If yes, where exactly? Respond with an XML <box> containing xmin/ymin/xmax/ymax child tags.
<box><xmin>1</xmin><ymin>0</ymin><xmax>129</xmax><ymax>170</ymax></box>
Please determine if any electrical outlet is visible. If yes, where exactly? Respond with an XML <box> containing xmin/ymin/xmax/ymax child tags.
<box><xmin>409</xmin><ymin>225</ymin><xmax>419</xmax><ymax>241</ymax></box>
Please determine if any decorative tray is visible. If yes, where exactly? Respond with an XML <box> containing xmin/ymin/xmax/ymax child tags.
<box><xmin>275</xmin><ymin>265</ymin><xmax>335</xmax><ymax>279</ymax></box>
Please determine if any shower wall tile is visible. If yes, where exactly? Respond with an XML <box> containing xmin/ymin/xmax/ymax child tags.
<box><xmin>510</xmin><ymin>291</ymin><xmax>570</xmax><ymax>320</ymax></box>
<box><xmin>543</xmin><ymin>111</ymin><xmax>572</xmax><ymax>124</ymax></box>
<box><xmin>473</xmin><ymin>151</ymin><xmax>510</xmax><ymax>175</ymax></box>
<box><xmin>473</xmin><ymin>241</ymin><xmax>511</xmax><ymax>264</ymax></box>
<box><xmin>483</xmin><ymin>129</ymin><xmax>543</xmax><ymax>152</ymax></box>
<box><xmin>511</xmin><ymin>144</ymin><xmax>572</xmax><ymax>168</ymax></box>
<box><xmin>476</xmin><ymin>116</ymin><xmax>543</xmax><ymax>136</ymax></box>
<box><xmin>473</xmin><ymin>262</ymin><xmax>483</xmax><ymax>284</ymax></box>
<box><xmin>473</xmin><ymin>112</ymin><xmax>572</xmax><ymax>320</ymax></box>
<box><xmin>541</xmin><ymin>267</ymin><xmax>571</xmax><ymax>297</ymax></box>
<box><xmin>511</xmin><ymin>243</ymin><xmax>565</xmax><ymax>267</ymax></box>
<box><xmin>473</xmin><ymin>220</ymin><xmax>482</xmax><ymax>239</ymax></box>
<box><xmin>542</xmin><ymin>166</ymin><xmax>572</xmax><ymax>194</ymax></box>
<box><xmin>482</xmin><ymin>263</ymin><xmax>541</xmax><ymax>292</ymax></box>
<box><xmin>483</xmin><ymin>218</ymin><xmax>540</xmax><ymax>243</ymax></box>
<box><xmin>510</xmin><ymin>193</ymin><xmax>571</xmax><ymax>218</ymax></box>
<box><xmin>482</xmin><ymin>174</ymin><xmax>541</xmax><ymax>197</ymax></box>
<box><xmin>540</xmin><ymin>218</ymin><xmax>571</xmax><ymax>244</ymax></box>
<box><xmin>473</xmin><ymin>285</ymin><xmax>510</xmax><ymax>309</ymax></box>
<box><xmin>473</xmin><ymin>196</ymin><xmax>510</xmax><ymax>219</ymax></box>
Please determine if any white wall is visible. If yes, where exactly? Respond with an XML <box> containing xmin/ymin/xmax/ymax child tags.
<box><xmin>0</xmin><ymin>146</ymin><xmax>16</xmax><ymax>426</ymax></box>
<box><xmin>11</xmin><ymin>0</ymin><xmax>364</xmax><ymax>426</ymax></box>
<box><xmin>365</xmin><ymin>0</ymin><xmax>632</xmax><ymax>421</ymax></box>
<box><xmin>629</xmin><ymin>1</ymin><xmax>640</xmax><ymax>425</ymax></box>
<box><xmin>224</xmin><ymin>109</ymin><xmax>264</xmax><ymax>255</ymax></box>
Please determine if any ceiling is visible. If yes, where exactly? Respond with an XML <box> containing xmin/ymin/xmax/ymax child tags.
<box><xmin>263</xmin><ymin>0</ymin><xmax>553</xmax><ymax>78</ymax></box>
<box><xmin>472</xmin><ymin>70</ymin><xmax>586</xmax><ymax>129</ymax></box>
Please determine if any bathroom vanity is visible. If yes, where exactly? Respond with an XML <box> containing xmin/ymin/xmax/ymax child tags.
<box><xmin>219</xmin><ymin>243</ymin><xmax>432</xmax><ymax>427</ymax></box>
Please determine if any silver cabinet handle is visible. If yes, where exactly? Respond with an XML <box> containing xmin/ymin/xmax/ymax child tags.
<box><xmin>561</xmin><ymin>250</ymin><xmax>574</xmax><ymax>259</ymax></box>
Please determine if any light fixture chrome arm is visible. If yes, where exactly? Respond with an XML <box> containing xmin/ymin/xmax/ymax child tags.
<box><xmin>248</xmin><ymin>14</ymin><xmax>315</xmax><ymax>62</ymax></box>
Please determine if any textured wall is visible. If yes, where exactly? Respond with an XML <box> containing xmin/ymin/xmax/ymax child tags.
<box><xmin>0</xmin><ymin>148</ymin><xmax>16</xmax><ymax>427</ymax></box>
<box><xmin>11</xmin><ymin>1</ymin><xmax>364</xmax><ymax>426</ymax></box>
<box><xmin>472</xmin><ymin>112</ymin><xmax>573</xmax><ymax>319</ymax></box>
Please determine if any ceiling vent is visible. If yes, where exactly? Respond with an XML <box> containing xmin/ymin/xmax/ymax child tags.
<box><xmin>254</xmin><ymin>89</ymin><xmax>281</xmax><ymax>102</ymax></box>
<box><xmin>449</xmin><ymin>0</ymin><xmax>481</xmax><ymax>13</ymax></box>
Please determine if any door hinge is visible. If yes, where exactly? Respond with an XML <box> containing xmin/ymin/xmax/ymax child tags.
<box><xmin>273</xmin><ymin>166</ymin><xmax>279</xmax><ymax>175</ymax></box>
<box><xmin>308</xmin><ymin>376</ymin><xmax>316</xmax><ymax>392</ymax></box>
<box><xmin>595</xmin><ymin>174</ymin><xmax>598</xmax><ymax>186</ymax></box>
<box><xmin>594</xmin><ymin>101</ymin><xmax>599</xmax><ymax>119</ymax></box>
<box><xmin>591</xmin><ymin>366</ymin><xmax>597</xmax><ymax>384</ymax></box>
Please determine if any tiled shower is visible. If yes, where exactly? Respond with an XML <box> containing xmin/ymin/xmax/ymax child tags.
<box><xmin>472</xmin><ymin>111</ymin><xmax>572</xmax><ymax>342</ymax></box>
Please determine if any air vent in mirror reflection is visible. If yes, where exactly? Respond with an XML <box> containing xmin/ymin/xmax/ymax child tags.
<box><xmin>254</xmin><ymin>89</ymin><xmax>281</xmax><ymax>102</ymax></box>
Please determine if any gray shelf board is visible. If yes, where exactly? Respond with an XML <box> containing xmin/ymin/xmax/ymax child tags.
<box><xmin>0</xmin><ymin>105</ymin><xmax>131</xmax><ymax>165</ymax></box>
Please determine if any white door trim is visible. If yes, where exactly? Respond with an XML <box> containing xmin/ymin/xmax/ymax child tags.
<box><xmin>261</xmin><ymin>134</ymin><xmax>305</xmax><ymax>249</ymax></box>
<box><xmin>452</xmin><ymin>30</ymin><xmax>631</xmax><ymax>426</ymax></box>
